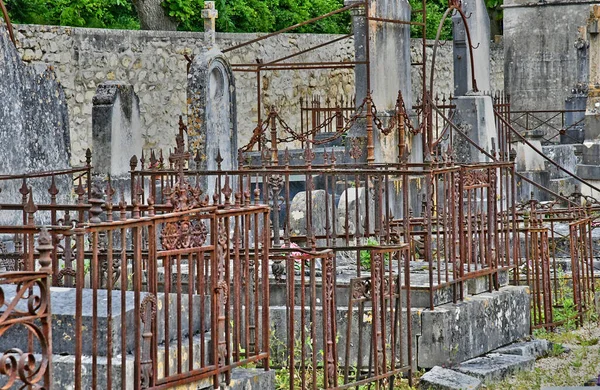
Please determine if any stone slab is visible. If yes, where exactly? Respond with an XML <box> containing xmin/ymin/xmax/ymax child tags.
<box><xmin>0</xmin><ymin>286</ymin><xmax>209</xmax><ymax>356</ymax></box>
<box><xmin>224</xmin><ymin>368</ymin><xmax>276</xmax><ymax>390</ymax></box>
<box><xmin>493</xmin><ymin>339</ymin><xmax>552</xmax><ymax>358</ymax></box>
<box><xmin>0</xmin><ymin>25</ymin><xmax>72</xmax><ymax>225</ymax></box>
<box><xmin>419</xmin><ymin>366</ymin><xmax>482</xmax><ymax>390</ymax></box>
<box><xmin>455</xmin><ymin>353</ymin><xmax>535</xmax><ymax>383</ymax></box>
<box><xmin>417</xmin><ymin>286</ymin><xmax>530</xmax><ymax>368</ymax></box>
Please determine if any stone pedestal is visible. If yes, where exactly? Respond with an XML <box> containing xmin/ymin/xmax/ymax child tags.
<box><xmin>346</xmin><ymin>0</ymin><xmax>412</xmax><ymax>163</ymax></box>
<box><xmin>452</xmin><ymin>0</ymin><xmax>492</xmax><ymax>95</ymax></box>
<box><xmin>513</xmin><ymin>130</ymin><xmax>551</xmax><ymax>202</ymax></box>
<box><xmin>452</xmin><ymin>94</ymin><xmax>497</xmax><ymax>164</ymax></box>
<box><xmin>92</xmin><ymin>81</ymin><xmax>143</xmax><ymax>178</ymax></box>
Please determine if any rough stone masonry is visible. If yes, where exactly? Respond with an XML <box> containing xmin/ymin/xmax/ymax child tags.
<box><xmin>12</xmin><ymin>24</ymin><xmax>504</xmax><ymax>165</ymax></box>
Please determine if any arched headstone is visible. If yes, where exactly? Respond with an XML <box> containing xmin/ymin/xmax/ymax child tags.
<box><xmin>187</xmin><ymin>48</ymin><xmax>237</xmax><ymax>173</ymax></box>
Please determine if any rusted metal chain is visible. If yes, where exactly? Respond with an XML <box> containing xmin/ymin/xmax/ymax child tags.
<box><xmin>494</xmin><ymin>109</ymin><xmax>600</xmax><ymax>196</ymax></box>
<box><xmin>428</xmin><ymin>97</ymin><xmax>577</xmax><ymax>206</ymax></box>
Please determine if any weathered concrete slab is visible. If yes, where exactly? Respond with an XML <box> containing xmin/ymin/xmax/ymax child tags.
<box><xmin>418</xmin><ymin>286</ymin><xmax>530</xmax><ymax>368</ymax></box>
<box><xmin>224</xmin><ymin>368</ymin><xmax>276</xmax><ymax>390</ymax></box>
<box><xmin>493</xmin><ymin>339</ymin><xmax>552</xmax><ymax>358</ymax></box>
<box><xmin>419</xmin><ymin>366</ymin><xmax>482</xmax><ymax>390</ymax></box>
<box><xmin>48</xmin><ymin>350</ymin><xmax>272</xmax><ymax>390</ymax></box>
<box><xmin>0</xmin><ymin>286</ymin><xmax>209</xmax><ymax>356</ymax></box>
<box><xmin>268</xmin><ymin>305</ymin><xmax>421</xmax><ymax>369</ymax></box>
<box><xmin>455</xmin><ymin>353</ymin><xmax>535</xmax><ymax>383</ymax></box>
<box><xmin>0</xmin><ymin>25</ymin><xmax>71</xmax><ymax>225</ymax></box>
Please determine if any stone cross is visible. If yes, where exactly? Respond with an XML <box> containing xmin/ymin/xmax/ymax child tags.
<box><xmin>202</xmin><ymin>1</ymin><xmax>219</xmax><ymax>46</ymax></box>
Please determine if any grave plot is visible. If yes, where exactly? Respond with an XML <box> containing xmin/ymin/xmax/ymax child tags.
<box><xmin>1</xmin><ymin>0</ymin><xmax>600</xmax><ymax>388</ymax></box>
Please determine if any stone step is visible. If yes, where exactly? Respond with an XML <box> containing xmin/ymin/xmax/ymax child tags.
<box><xmin>0</xmin><ymin>286</ymin><xmax>210</xmax><ymax>357</ymax></box>
<box><xmin>454</xmin><ymin>353</ymin><xmax>535</xmax><ymax>384</ymax></box>
<box><xmin>49</xmin><ymin>349</ymin><xmax>273</xmax><ymax>390</ymax></box>
<box><xmin>493</xmin><ymin>338</ymin><xmax>553</xmax><ymax>358</ymax></box>
<box><xmin>419</xmin><ymin>366</ymin><xmax>482</xmax><ymax>390</ymax></box>
<box><xmin>49</xmin><ymin>332</ymin><xmax>255</xmax><ymax>389</ymax></box>
<box><xmin>418</xmin><ymin>287</ymin><xmax>530</xmax><ymax>369</ymax></box>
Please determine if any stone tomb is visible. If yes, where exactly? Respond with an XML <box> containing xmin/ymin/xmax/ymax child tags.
<box><xmin>0</xmin><ymin>25</ymin><xmax>72</xmax><ymax>225</ymax></box>
<box><xmin>92</xmin><ymin>81</ymin><xmax>144</xmax><ymax>179</ymax></box>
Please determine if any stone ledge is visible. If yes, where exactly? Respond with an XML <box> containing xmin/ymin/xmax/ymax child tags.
<box><xmin>417</xmin><ymin>286</ymin><xmax>531</xmax><ymax>368</ymax></box>
<box><xmin>454</xmin><ymin>353</ymin><xmax>535</xmax><ymax>384</ymax></box>
<box><xmin>493</xmin><ymin>339</ymin><xmax>552</xmax><ymax>358</ymax></box>
<box><xmin>419</xmin><ymin>366</ymin><xmax>482</xmax><ymax>390</ymax></box>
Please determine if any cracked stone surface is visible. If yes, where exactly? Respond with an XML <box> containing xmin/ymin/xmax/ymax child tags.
<box><xmin>419</xmin><ymin>366</ymin><xmax>482</xmax><ymax>390</ymax></box>
<box><xmin>455</xmin><ymin>353</ymin><xmax>535</xmax><ymax>383</ymax></box>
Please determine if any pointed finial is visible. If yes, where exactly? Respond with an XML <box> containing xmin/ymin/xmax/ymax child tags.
<box><xmin>85</xmin><ymin>148</ymin><xmax>92</xmax><ymax>167</ymax></box>
<box><xmin>48</xmin><ymin>175</ymin><xmax>59</xmax><ymax>197</ymax></box>
<box><xmin>130</xmin><ymin>155</ymin><xmax>138</xmax><ymax>171</ymax></box>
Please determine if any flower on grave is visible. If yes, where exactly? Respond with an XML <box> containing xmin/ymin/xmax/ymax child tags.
<box><xmin>283</xmin><ymin>242</ymin><xmax>303</xmax><ymax>261</ymax></box>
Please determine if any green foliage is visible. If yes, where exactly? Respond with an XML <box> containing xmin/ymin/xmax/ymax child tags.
<box><xmin>162</xmin><ymin>0</ymin><xmax>199</xmax><ymax>28</ymax></box>
<box><xmin>6</xmin><ymin>0</ymin><xmax>347</xmax><ymax>33</ymax></box>
<box><xmin>6</xmin><ymin>0</ymin><xmax>500</xmax><ymax>40</ymax></box>
<box><xmin>5</xmin><ymin>0</ymin><xmax>139</xmax><ymax>29</ymax></box>
<box><xmin>409</xmin><ymin>0</ymin><xmax>452</xmax><ymax>40</ymax></box>
<box><xmin>359</xmin><ymin>238</ymin><xmax>389</xmax><ymax>270</ymax></box>
<box><xmin>214</xmin><ymin>0</ymin><xmax>348</xmax><ymax>34</ymax></box>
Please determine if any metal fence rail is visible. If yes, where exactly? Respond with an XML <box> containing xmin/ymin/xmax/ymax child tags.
<box><xmin>0</xmin><ymin>229</ymin><xmax>53</xmax><ymax>389</ymax></box>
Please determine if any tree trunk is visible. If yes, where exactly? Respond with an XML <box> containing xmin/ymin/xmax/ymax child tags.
<box><xmin>132</xmin><ymin>0</ymin><xmax>178</xmax><ymax>31</ymax></box>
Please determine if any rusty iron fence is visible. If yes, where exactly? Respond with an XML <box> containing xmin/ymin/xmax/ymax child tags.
<box><xmin>298</xmin><ymin>95</ymin><xmax>356</xmax><ymax>149</ymax></box>
<box><xmin>132</xmin><ymin>143</ymin><xmax>519</xmax><ymax>311</ymax></box>
<box><xmin>511</xmin><ymin>198</ymin><xmax>597</xmax><ymax>331</ymax></box>
<box><xmin>0</xmin><ymin>136</ymin><xmax>272</xmax><ymax>389</ymax></box>
<box><xmin>270</xmin><ymin>244</ymin><xmax>413</xmax><ymax>389</ymax></box>
<box><xmin>509</xmin><ymin>109</ymin><xmax>586</xmax><ymax>145</ymax></box>
<box><xmin>0</xmin><ymin>228</ymin><xmax>53</xmax><ymax>389</ymax></box>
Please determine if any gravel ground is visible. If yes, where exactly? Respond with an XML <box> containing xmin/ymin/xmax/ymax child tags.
<box><xmin>486</xmin><ymin>323</ymin><xmax>600</xmax><ymax>389</ymax></box>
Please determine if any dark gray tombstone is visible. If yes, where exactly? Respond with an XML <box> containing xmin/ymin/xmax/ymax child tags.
<box><xmin>562</xmin><ymin>29</ymin><xmax>589</xmax><ymax>145</ymax></box>
<box><xmin>92</xmin><ymin>81</ymin><xmax>143</xmax><ymax>178</ymax></box>
<box><xmin>0</xmin><ymin>25</ymin><xmax>71</xmax><ymax>225</ymax></box>
<box><xmin>452</xmin><ymin>13</ymin><xmax>469</xmax><ymax>96</ymax></box>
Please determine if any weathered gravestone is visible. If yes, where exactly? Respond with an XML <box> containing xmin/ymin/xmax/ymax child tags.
<box><xmin>0</xmin><ymin>25</ymin><xmax>71</xmax><ymax>225</ymax></box>
<box><xmin>289</xmin><ymin>190</ymin><xmax>334</xmax><ymax>241</ymax></box>
<box><xmin>452</xmin><ymin>0</ymin><xmax>491</xmax><ymax>95</ymax></box>
<box><xmin>336</xmin><ymin>187</ymin><xmax>375</xmax><ymax>237</ymax></box>
<box><xmin>92</xmin><ymin>81</ymin><xmax>143</xmax><ymax>178</ymax></box>
<box><xmin>346</xmin><ymin>0</ymin><xmax>415</xmax><ymax>163</ymax></box>
<box><xmin>576</xmin><ymin>5</ymin><xmax>600</xmax><ymax>199</ymax></box>
<box><xmin>187</xmin><ymin>2</ymin><xmax>237</xmax><ymax>194</ymax></box>
<box><xmin>450</xmin><ymin>0</ymin><xmax>498</xmax><ymax>165</ymax></box>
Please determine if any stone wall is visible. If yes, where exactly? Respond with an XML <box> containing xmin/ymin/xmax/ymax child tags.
<box><xmin>13</xmin><ymin>24</ymin><xmax>504</xmax><ymax>165</ymax></box>
<box><xmin>504</xmin><ymin>0</ymin><xmax>591</xmax><ymax>111</ymax></box>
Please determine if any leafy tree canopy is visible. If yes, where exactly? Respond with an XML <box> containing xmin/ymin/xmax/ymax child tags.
<box><xmin>5</xmin><ymin>0</ymin><xmax>499</xmax><ymax>39</ymax></box>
